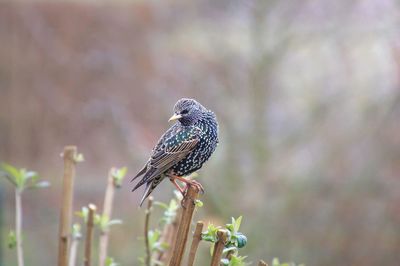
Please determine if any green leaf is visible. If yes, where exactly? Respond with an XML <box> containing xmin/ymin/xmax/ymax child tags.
<box><xmin>228</xmin><ymin>255</ymin><xmax>248</xmax><ymax>266</ymax></box>
<box><xmin>24</xmin><ymin>170</ymin><xmax>38</xmax><ymax>182</ymax></box>
<box><xmin>226</xmin><ymin>223</ymin><xmax>234</xmax><ymax>232</ymax></box>
<box><xmin>2</xmin><ymin>172</ymin><xmax>18</xmax><ymax>187</ymax></box>
<box><xmin>1</xmin><ymin>162</ymin><xmax>48</xmax><ymax>191</ymax></box>
<box><xmin>154</xmin><ymin>201</ymin><xmax>169</xmax><ymax>210</ymax></box>
<box><xmin>72</xmin><ymin>223</ymin><xmax>82</xmax><ymax>239</ymax></box>
<box><xmin>112</xmin><ymin>166</ymin><xmax>127</xmax><ymax>187</ymax></box>
<box><xmin>160</xmin><ymin>242</ymin><xmax>169</xmax><ymax>250</ymax></box>
<box><xmin>148</xmin><ymin>229</ymin><xmax>161</xmax><ymax>249</ymax></box>
<box><xmin>223</xmin><ymin>246</ymin><xmax>237</xmax><ymax>254</ymax></box>
<box><xmin>105</xmin><ymin>256</ymin><xmax>120</xmax><ymax>266</ymax></box>
<box><xmin>202</xmin><ymin>224</ymin><xmax>221</xmax><ymax>243</ymax></box>
<box><xmin>74</xmin><ymin>153</ymin><xmax>85</xmax><ymax>163</ymax></box>
<box><xmin>107</xmin><ymin>219</ymin><xmax>123</xmax><ymax>227</ymax></box>
<box><xmin>233</xmin><ymin>216</ymin><xmax>242</xmax><ymax>233</ymax></box>
<box><xmin>116</xmin><ymin>167</ymin><xmax>128</xmax><ymax>179</ymax></box>
<box><xmin>194</xmin><ymin>199</ymin><xmax>203</xmax><ymax>207</ymax></box>
<box><xmin>75</xmin><ymin>207</ymin><xmax>89</xmax><ymax>222</ymax></box>
<box><xmin>272</xmin><ymin>258</ymin><xmax>280</xmax><ymax>266</ymax></box>
<box><xmin>1</xmin><ymin>162</ymin><xmax>21</xmax><ymax>188</ymax></box>
<box><xmin>7</xmin><ymin>230</ymin><xmax>17</xmax><ymax>249</ymax></box>
<box><xmin>29</xmin><ymin>180</ymin><xmax>51</xmax><ymax>189</ymax></box>
<box><xmin>94</xmin><ymin>214</ymin><xmax>102</xmax><ymax>227</ymax></box>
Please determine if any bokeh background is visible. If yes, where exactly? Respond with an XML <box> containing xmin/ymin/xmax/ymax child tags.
<box><xmin>1</xmin><ymin>0</ymin><xmax>400</xmax><ymax>265</ymax></box>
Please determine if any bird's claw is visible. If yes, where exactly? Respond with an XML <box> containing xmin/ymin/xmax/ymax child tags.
<box><xmin>188</xmin><ymin>180</ymin><xmax>205</xmax><ymax>194</ymax></box>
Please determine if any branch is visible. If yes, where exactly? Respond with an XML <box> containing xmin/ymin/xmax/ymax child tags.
<box><xmin>168</xmin><ymin>185</ymin><xmax>201</xmax><ymax>266</ymax></box>
<box><xmin>144</xmin><ymin>197</ymin><xmax>154</xmax><ymax>266</ymax></box>
<box><xmin>258</xmin><ymin>260</ymin><xmax>268</xmax><ymax>266</ymax></box>
<box><xmin>58</xmin><ymin>146</ymin><xmax>78</xmax><ymax>266</ymax></box>
<box><xmin>99</xmin><ymin>168</ymin><xmax>117</xmax><ymax>266</ymax></box>
<box><xmin>210</xmin><ymin>230</ymin><xmax>228</xmax><ymax>266</ymax></box>
<box><xmin>84</xmin><ymin>204</ymin><xmax>97</xmax><ymax>266</ymax></box>
<box><xmin>187</xmin><ymin>221</ymin><xmax>204</xmax><ymax>266</ymax></box>
<box><xmin>15</xmin><ymin>189</ymin><xmax>24</xmax><ymax>266</ymax></box>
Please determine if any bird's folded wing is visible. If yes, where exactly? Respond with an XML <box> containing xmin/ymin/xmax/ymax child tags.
<box><xmin>147</xmin><ymin>136</ymin><xmax>199</xmax><ymax>177</ymax></box>
<box><xmin>132</xmin><ymin>130</ymin><xmax>200</xmax><ymax>191</ymax></box>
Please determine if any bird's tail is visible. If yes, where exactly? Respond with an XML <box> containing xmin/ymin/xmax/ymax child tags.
<box><xmin>130</xmin><ymin>163</ymin><xmax>148</xmax><ymax>182</ymax></box>
<box><xmin>139</xmin><ymin>175</ymin><xmax>164</xmax><ymax>206</ymax></box>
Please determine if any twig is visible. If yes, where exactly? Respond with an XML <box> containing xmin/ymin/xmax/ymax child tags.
<box><xmin>68</xmin><ymin>240</ymin><xmax>79</xmax><ymax>266</ymax></box>
<box><xmin>210</xmin><ymin>230</ymin><xmax>228</xmax><ymax>266</ymax></box>
<box><xmin>58</xmin><ymin>146</ymin><xmax>78</xmax><ymax>266</ymax></box>
<box><xmin>169</xmin><ymin>185</ymin><xmax>201</xmax><ymax>266</ymax></box>
<box><xmin>144</xmin><ymin>197</ymin><xmax>154</xmax><ymax>266</ymax></box>
<box><xmin>15</xmin><ymin>189</ymin><xmax>24</xmax><ymax>266</ymax></box>
<box><xmin>187</xmin><ymin>221</ymin><xmax>204</xmax><ymax>266</ymax></box>
<box><xmin>68</xmin><ymin>225</ymin><xmax>81</xmax><ymax>266</ymax></box>
<box><xmin>258</xmin><ymin>260</ymin><xmax>268</xmax><ymax>266</ymax></box>
<box><xmin>84</xmin><ymin>204</ymin><xmax>97</xmax><ymax>266</ymax></box>
<box><xmin>99</xmin><ymin>168</ymin><xmax>117</xmax><ymax>266</ymax></box>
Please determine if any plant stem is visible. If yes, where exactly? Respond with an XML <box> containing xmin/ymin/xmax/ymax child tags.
<box><xmin>169</xmin><ymin>185</ymin><xmax>200</xmax><ymax>266</ymax></box>
<box><xmin>258</xmin><ymin>260</ymin><xmax>268</xmax><ymax>266</ymax></box>
<box><xmin>187</xmin><ymin>221</ymin><xmax>204</xmax><ymax>266</ymax></box>
<box><xmin>84</xmin><ymin>204</ymin><xmax>97</xmax><ymax>266</ymax></box>
<box><xmin>68</xmin><ymin>236</ymin><xmax>80</xmax><ymax>266</ymax></box>
<box><xmin>99</xmin><ymin>168</ymin><xmax>117</xmax><ymax>266</ymax></box>
<box><xmin>144</xmin><ymin>197</ymin><xmax>154</xmax><ymax>266</ymax></box>
<box><xmin>210</xmin><ymin>230</ymin><xmax>228</xmax><ymax>266</ymax></box>
<box><xmin>58</xmin><ymin>146</ymin><xmax>78</xmax><ymax>266</ymax></box>
<box><xmin>15</xmin><ymin>189</ymin><xmax>24</xmax><ymax>266</ymax></box>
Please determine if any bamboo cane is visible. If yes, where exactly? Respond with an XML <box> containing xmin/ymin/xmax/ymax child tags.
<box><xmin>168</xmin><ymin>185</ymin><xmax>200</xmax><ymax>266</ymax></box>
<box><xmin>99</xmin><ymin>168</ymin><xmax>117</xmax><ymax>266</ymax></box>
<box><xmin>187</xmin><ymin>221</ymin><xmax>204</xmax><ymax>266</ymax></box>
<box><xmin>210</xmin><ymin>230</ymin><xmax>228</xmax><ymax>266</ymax></box>
<box><xmin>84</xmin><ymin>204</ymin><xmax>97</xmax><ymax>266</ymax></box>
<box><xmin>57</xmin><ymin>146</ymin><xmax>78</xmax><ymax>266</ymax></box>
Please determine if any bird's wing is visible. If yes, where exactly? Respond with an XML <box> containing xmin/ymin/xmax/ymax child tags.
<box><xmin>131</xmin><ymin>126</ymin><xmax>200</xmax><ymax>193</ymax></box>
<box><xmin>130</xmin><ymin>124</ymin><xmax>180</xmax><ymax>183</ymax></box>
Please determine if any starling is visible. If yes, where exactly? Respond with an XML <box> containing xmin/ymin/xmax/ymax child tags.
<box><xmin>131</xmin><ymin>98</ymin><xmax>219</xmax><ymax>206</ymax></box>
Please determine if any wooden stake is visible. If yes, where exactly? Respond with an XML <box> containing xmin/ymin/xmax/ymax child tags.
<box><xmin>187</xmin><ymin>221</ymin><xmax>204</xmax><ymax>266</ymax></box>
<box><xmin>168</xmin><ymin>185</ymin><xmax>200</xmax><ymax>266</ymax></box>
<box><xmin>84</xmin><ymin>204</ymin><xmax>97</xmax><ymax>266</ymax></box>
<box><xmin>99</xmin><ymin>168</ymin><xmax>117</xmax><ymax>266</ymax></box>
<box><xmin>258</xmin><ymin>260</ymin><xmax>268</xmax><ymax>266</ymax></box>
<box><xmin>58</xmin><ymin>146</ymin><xmax>78</xmax><ymax>266</ymax></box>
<box><xmin>210</xmin><ymin>230</ymin><xmax>228</xmax><ymax>266</ymax></box>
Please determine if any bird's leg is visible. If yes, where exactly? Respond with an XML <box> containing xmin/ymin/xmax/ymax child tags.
<box><xmin>169</xmin><ymin>177</ymin><xmax>186</xmax><ymax>195</ymax></box>
<box><xmin>169</xmin><ymin>174</ymin><xmax>204</xmax><ymax>195</ymax></box>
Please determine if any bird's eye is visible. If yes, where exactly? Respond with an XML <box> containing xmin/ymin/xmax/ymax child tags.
<box><xmin>181</xmin><ymin>109</ymin><xmax>189</xmax><ymax>115</ymax></box>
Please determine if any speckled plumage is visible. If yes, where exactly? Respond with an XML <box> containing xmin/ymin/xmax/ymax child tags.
<box><xmin>131</xmin><ymin>98</ymin><xmax>219</xmax><ymax>206</ymax></box>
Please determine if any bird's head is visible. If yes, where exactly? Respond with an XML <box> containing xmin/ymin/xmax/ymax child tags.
<box><xmin>169</xmin><ymin>98</ymin><xmax>205</xmax><ymax>126</ymax></box>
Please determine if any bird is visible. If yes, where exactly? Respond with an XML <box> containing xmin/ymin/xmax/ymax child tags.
<box><xmin>131</xmin><ymin>98</ymin><xmax>219</xmax><ymax>206</ymax></box>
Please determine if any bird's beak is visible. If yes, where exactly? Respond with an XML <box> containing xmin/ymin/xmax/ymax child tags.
<box><xmin>168</xmin><ymin>113</ymin><xmax>182</xmax><ymax>122</ymax></box>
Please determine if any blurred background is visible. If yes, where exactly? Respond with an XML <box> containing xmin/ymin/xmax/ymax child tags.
<box><xmin>1</xmin><ymin>0</ymin><xmax>400</xmax><ymax>265</ymax></box>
